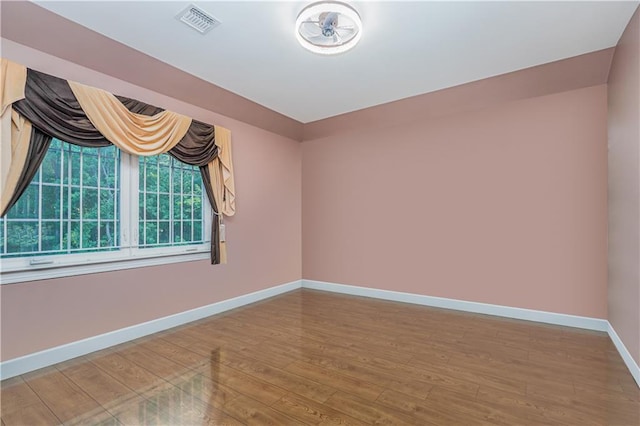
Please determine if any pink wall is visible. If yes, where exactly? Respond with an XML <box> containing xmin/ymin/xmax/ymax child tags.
<box><xmin>303</xmin><ymin>85</ymin><xmax>608</xmax><ymax>318</ymax></box>
<box><xmin>304</xmin><ymin>49</ymin><xmax>614</xmax><ymax>141</ymax></box>
<box><xmin>0</xmin><ymin>40</ymin><xmax>302</xmax><ymax>361</ymax></box>
<box><xmin>608</xmin><ymin>7</ymin><xmax>640</xmax><ymax>365</ymax></box>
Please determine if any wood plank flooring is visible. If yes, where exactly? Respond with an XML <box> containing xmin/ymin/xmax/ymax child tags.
<box><xmin>1</xmin><ymin>289</ymin><xmax>638</xmax><ymax>425</ymax></box>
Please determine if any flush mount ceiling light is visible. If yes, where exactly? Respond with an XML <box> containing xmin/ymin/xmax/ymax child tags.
<box><xmin>296</xmin><ymin>1</ymin><xmax>362</xmax><ymax>55</ymax></box>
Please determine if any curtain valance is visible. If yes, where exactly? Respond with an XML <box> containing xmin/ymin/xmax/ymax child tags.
<box><xmin>0</xmin><ymin>58</ymin><xmax>235</xmax><ymax>264</ymax></box>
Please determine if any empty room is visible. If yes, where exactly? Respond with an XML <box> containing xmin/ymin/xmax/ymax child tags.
<box><xmin>1</xmin><ymin>1</ymin><xmax>639</xmax><ymax>424</ymax></box>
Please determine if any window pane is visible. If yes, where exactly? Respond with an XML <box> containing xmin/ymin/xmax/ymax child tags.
<box><xmin>145</xmin><ymin>160</ymin><xmax>158</xmax><ymax>193</ymax></box>
<box><xmin>159</xmin><ymin>165</ymin><xmax>170</xmax><ymax>193</ymax></box>
<box><xmin>173</xmin><ymin>221</ymin><xmax>182</xmax><ymax>243</ymax></box>
<box><xmin>70</xmin><ymin>187</ymin><xmax>81</xmax><ymax>220</ymax></box>
<box><xmin>146</xmin><ymin>195</ymin><xmax>157</xmax><ymax>220</ymax></box>
<box><xmin>144</xmin><ymin>221</ymin><xmax>157</xmax><ymax>246</ymax></box>
<box><xmin>82</xmin><ymin>221</ymin><xmax>98</xmax><ymax>249</ymax></box>
<box><xmin>181</xmin><ymin>170</ymin><xmax>192</xmax><ymax>194</ymax></box>
<box><xmin>83</xmin><ymin>152</ymin><xmax>98</xmax><ymax>187</ymax></box>
<box><xmin>183</xmin><ymin>197</ymin><xmax>193</xmax><ymax>221</ymax></box>
<box><xmin>158</xmin><ymin>155</ymin><xmax>170</xmax><ymax>167</ymax></box>
<box><xmin>0</xmin><ymin>140</ymin><xmax>120</xmax><ymax>258</ymax></box>
<box><xmin>41</xmin><ymin>185</ymin><xmax>61</xmax><ymax>219</ymax></box>
<box><xmin>173</xmin><ymin>195</ymin><xmax>182</xmax><ymax>220</ymax></box>
<box><xmin>66</xmin><ymin>221</ymin><xmax>81</xmax><ymax>251</ymax></box>
<box><xmin>182</xmin><ymin>222</ymin><xmax>192</xmax><ymax>242</ymax></box>
<box><xmin>99</xmin><ymin>221</ymin><xmax>117</xmax><ymax>248</ymax></box>
<box><xmin>100</xmin><ymin>189</ymin><xmax>116</xmax><ymax>220</ymax></box>
<box><xmin>159</xmin><ymin>194</ymin><xmax>170</xmax><ymax>220</ymax></box>
<box><xmin>6</xmin><ymin>221</ymin><xmax>38</xmax><ymax>255</ymax></box>
<box><xmin>70</xmin><ymin>151</ymin><xmax>81</xmax><ymax>185</ymax></box>
<box><xmin>82</xmin><ymin>188</ymin><xmax>98</xmax><ymax>219</ymax></box>
<box><xmin>193</xmin><ymin>222</ymin><xmax>202</xmax><ymax>241</ymax></box>
<box><xmin>173</xmin><ymin>169</ymin><xmax>182</xmax><ymax>194</ymax></box>
<box><xmin>100</xmin><ymin>155</ymin><xmax>116</xmax><ymax>188</ymax></box>
<box><xmin>42</xmin><ymin>221</ymin><xmax>61</xmax><ymax>253</ymax></box>
<box><xmin>7</xmin><ymin>185</ymin><xmax>38</xmax><ymax>219</ymax></box>
<box><xmin>159</xmin><ymin>221</ymin><xmax>170</xmax><ymax>244</ymax></box>
<box><xmin>193</xmin><ymin>196</ymin><xmax>202</xmax><ymax>220</ymax></box>
<box><xmin>41</xmin><ymin>146</ymin><xmax>61</xmax><ymax>184</ymax></box>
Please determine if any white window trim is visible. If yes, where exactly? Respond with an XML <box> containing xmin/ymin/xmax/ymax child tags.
<box><xmin>0</xmin><ymin>251</ymin><xmax>211</xmax><ymax>284</ymax></box>
<box><xmin>0</xmin><ymin>150</ymin><xmax>212</xmax><ymax>285</ymax></box>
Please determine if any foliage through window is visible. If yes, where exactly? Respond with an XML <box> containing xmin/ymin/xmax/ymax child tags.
<box><xmin>138</xmin><ymin>155</ymin><xmax>205</xmax><ymax>248</ymax></box>
<box><xmin>1</xmin><ymin>138</ymin><xmax>210</xmax><ymax>267</ymax></box>
<box><xmin>1</xmin><ymin>140</ymin><xmax>120</xmax><ymax>258</ymax></box>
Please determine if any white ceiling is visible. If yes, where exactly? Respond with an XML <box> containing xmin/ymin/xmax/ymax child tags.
<box><xmin>35</xmin><ymin>1</ymin><xmax>639</xmax><ymax>123</ymax></box>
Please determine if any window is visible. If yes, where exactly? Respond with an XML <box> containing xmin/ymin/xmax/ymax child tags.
<box><xmin>1</xmin><ymin>138</ymin><xmax>211</xmax><ymax>282</ymax></box>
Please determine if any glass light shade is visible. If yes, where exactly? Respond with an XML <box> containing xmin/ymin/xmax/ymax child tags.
<box><xmin>296</xmin><ymin>2</ymin><xmax>362</xmax><ymax>55</ymax></box>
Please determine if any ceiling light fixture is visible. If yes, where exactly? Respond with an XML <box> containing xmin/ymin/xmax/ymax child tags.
<box><xmin>296</xmin><ymin>1</ymin><xmax>362</xmax><ymax>55</ymax></box>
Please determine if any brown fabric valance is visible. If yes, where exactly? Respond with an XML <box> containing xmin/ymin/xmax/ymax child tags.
<box><xmin>13</xmin><ymin>68</ymin><xmax>111</xmax><ymax>147</ymax></box>
<box><xmin>1</xmin><ymin>126</ymin><xmax>51</xmax><ymax>216</ymax></box>
<box><xmin>0</xmin><ymin>58</ymin><xmax>235</xmax><ymax>264</ymax></box>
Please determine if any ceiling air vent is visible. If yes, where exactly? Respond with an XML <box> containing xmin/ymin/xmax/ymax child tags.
<box><xmin>176</xmin><ymin>4</ymin><xmax>221</xmax><ymax>34</ymax></box>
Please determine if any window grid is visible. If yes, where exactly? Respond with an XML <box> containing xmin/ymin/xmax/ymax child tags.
<box><xmin>60</xmin><ymin>145</ymin><xmax>65</xmax><ymax>253</ymax></box>
<box><xmin>66</xmin><ymin>146</ymin><xmax>72</xmax><ymax>254</ymax></box>
<box><xmin>156</xmin><ymin>158</ymin><xmax>160</xmax><ymax>244</ymax></box>
<box><xmin>142</xmin><ymin>157</ymin><xmax>147</xmax><ymax>246</ymax></box>
<box><xmin>190</xmin><ymin>172</ymin><xmax>195</xmax><ymax>241</ymax></box>
<box><xmin>97</xmin><ymin>147</ymin><xmax>101</xmax><ymax>248</ymax></box>
<box><xmin>169</xmin><ymin>161</ymin><xmax>174</xmax><ymax>243</ymax></box>
<box><xmin>2</xmin><ymin>206</ymin><xmax>6</xmax><ymax>255</ymax></box>
<box><xmin>79</xmin><ymin>146</ymin><xmax>84</xmax><ymax>249</ymax></box>
<box><xmin>138</xmin><ymin>155</ymin><xmax>205</xmax><ymax>249</ymax></box>
<box><xmin>37</xmin><ymin>160</ymin><xmax>43</xmax><ymax>253</ymax></box>
<box><xmin>0</xmin><ymin>140</ymin><xmax>120</xmax><ymax>258</ymax></box>
<box><xmin>180</xmin><ymin>167</ymin><xmax>184</xmax><ymax>241</ymax></box>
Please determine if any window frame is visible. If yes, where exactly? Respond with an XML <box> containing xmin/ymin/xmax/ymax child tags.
<box><xmin>0</xmin><ymin>146</ymin><xmax>212</xmax><ymax>285</ymax></box>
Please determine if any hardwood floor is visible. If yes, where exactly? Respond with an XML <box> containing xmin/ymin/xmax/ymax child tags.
<box><xmin>1</xmin><ymin>289</ymin><xmax>638</xmax><ymax>425</ymax></box>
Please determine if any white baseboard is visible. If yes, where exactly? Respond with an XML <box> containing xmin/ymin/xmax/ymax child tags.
<box><xmin>302</xmin><ymin>280</ymin><xmax>608</xmax><ymax>331</ymax></box>
<box><xmin>608</xmin><ymin>323</ymin><xmax>640</xmax><ymax>387</ymax></box>
<box><xmin>302</xmin><ymin>279</ymin><xmax>640</xmax><ymax>388</ymax></box>
<box><xmin>0</xmin><ymin>280</ymin><xmax>302</xmax><ymax>380</ymax></box>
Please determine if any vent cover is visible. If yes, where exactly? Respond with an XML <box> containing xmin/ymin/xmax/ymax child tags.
<box><xmin>176</xmin><ymin>4</ymin><xmax>221</xmax><ymax>34</ymax></box>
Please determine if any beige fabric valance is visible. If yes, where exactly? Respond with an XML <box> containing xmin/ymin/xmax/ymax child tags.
<box><xmin>1</xmin><ymin>110</ymin><xmax>32</xmax><ymax>215</ymax></box>
<box><xmin>213</xmin><ymin>126</ymin><xmax>236</xmax><ymax>217</ymax></box>
<box><xmin>1</xmin><ymin>59</ymin><xmax>29</xmax><ymax>216</ymax></box>
<box><xmin>1</xmin><ymin>59</ymin><xmax>26</xmax><ymax>115</ymax></box>
<box><xmin>69</xmin><ymin>81</ymin><xmax>192</xmax><ymax>156</ymax></box>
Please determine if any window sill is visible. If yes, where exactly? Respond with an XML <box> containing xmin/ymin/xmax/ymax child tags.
<box><xmin>0</xmin><ymin>251</ymin><xmax>211</xmax><ymax>285</ymax></box>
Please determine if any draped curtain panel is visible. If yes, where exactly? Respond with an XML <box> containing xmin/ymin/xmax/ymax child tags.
<box><xmin>0</xmin><ymin>58</ymin><xmax>236</xmax><ymax>264</ymax></box>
